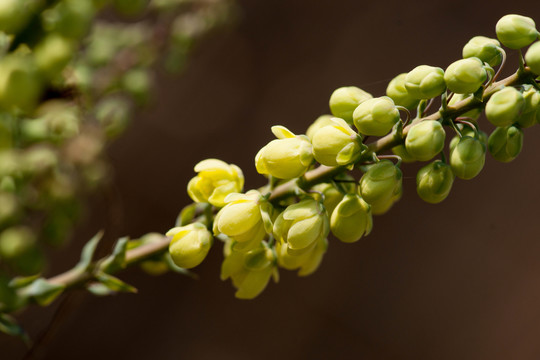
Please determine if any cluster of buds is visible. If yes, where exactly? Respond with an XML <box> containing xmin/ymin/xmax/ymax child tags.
<box><xmin>166</xmin><ymin>13</ymin><xmax>540</xmax><ymax>300</ymax></box>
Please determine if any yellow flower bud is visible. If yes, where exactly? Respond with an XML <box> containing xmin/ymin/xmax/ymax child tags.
<box><xmin>273</xmin><ymin>198</ymin><xmax>329</xmax><ymax>255</ymax></box>
<box><xmin>353</xmin><ymin>97</ymin><xmax>400</xmax><ymax>137</ymax></box>
<box><xmin>221</xmin><ymin>241</ymin><xmax>276</xmax><ymax>299</ymax></box>
<box><xmin>416</xmin><ymin>160</ymin><xmax>454</xmax><ymax>204</ymax></box>
<box><xmin>386</xmin><ymin>73</ymin><xmax>420</xmax><ymax>110</ymax></box>
<box><xmin>330</xmin><ymin>194</ymin><xmax>372</xmax><ymax>243</ymax></box>
<box><xmin>312</xmin><ymin>117</ymin><xmax>363</xmax><ymax>166</ymax></box>
<box><xmin>358</xmin><ymin>160</ymin><xmax>402</xmax><ymax>215</ymax></box>
<box><xmin>187</xmin><ymin>158</ymin><xmax>244</xmax><ymax>208</ymax></box>
<box><xmin>391</xmin><ymin>144</ymin><xmax>416</xmax><ymax>163</ymax></box>
<box><xmin>526</xmin><ymin>41</ymin><xmax>540</xmax><ymax>75</ymax></box>
<box><xmin>213</xmin><ymin>190</ymin><xmax>267</xmax><ymax>251</ymax></box>
<box><xmin>450</xmin><ymin>136</ymin><xmax>486</xmax><ymax>179</ymax></box>
<box><xmin>276</xmin><ymin>236</ymin><xmax>327</xmax><ymax>276</ymax></box>
<box><xmin>405</xmin><ymin>120</ymin><xmax>446</xmax><ymax>161</ymax></box>
<box><xmin>496</xmin><ymin>14</ymin><xmax>538</xmax><ymax>49</ymax></box>
<box><xmin>329</xmin><ymin>86</ymin><xmax>373</xmax><ymax>124</ymax></box>
<box><xmin>167</xmin><ymin>223</ymin><xmax>212</xmax><ymax>269</ymax></box>
<box><xmin>306</xmin><ymin>114</ymin><xmax>334</xmax><ymax>141</ymax></box>
<box><xmin>516</xmin><ymin>85</ymin><xmax>540</xmax><ymax>128</ymax></box>
<box><xmin>255</xmin><ymin>126</ymin><xmax>313</xmax><ymax>179</ymax></box>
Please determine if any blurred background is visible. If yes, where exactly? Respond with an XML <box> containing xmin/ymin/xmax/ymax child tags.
<box><xmin>4</xmin><ymin>0</ymin><xmax>540</xmax><ymax>359</ymax></box>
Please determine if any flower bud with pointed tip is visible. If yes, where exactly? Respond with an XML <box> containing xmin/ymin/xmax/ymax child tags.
<box><xmin>525</xmin><ymin>41</ymin><xmax>540</xmax><ymax>75</ymax></box>
<box><xmin>404</xmin><ymin>65</ymin><xmax>446</xmax><ymax>99</ymax></box>
<box><xmin>450</xmin><ymin>136</ymin><xmax>485</xmax><ymax>179</ymax></box>
<box><xmin>167</xmin><ymin>223</ymin><xmax>212</xmax><ymax>269</ymax></box>
<box><xmin>329</xmin><ymin>86</ymin><xmax>373</xmax><ymax>124</ymax></box>
<box><xmin>187</xmin><ymin>158</ymin><xmax>244</xmax><ymax>208</ymax></box>
<box><xmin>358</xmin><ymin>160</ymin><xmax>402</xmax><ymax>215</ymax></box>
<box><xmin>213</xmin><ymin>190</ymin><xmax>266</xmax><ymax>250</ymax></box>
<box><xmin>353</xmin><ymin>97</ymin><xmax>400</xmax><ymax>136</ymax></box>
<box><xmin>488</xmin><ymin>126</ymin><xmax>523</xmax><ymax>163</ymax></box>
<box><xmin>496</xmin><ymin>14</ymin><xmax>538</xmax><ymax>49</ymax></box>
<box><xmin>312</xmin><ymin>117</ymin><xmax>363</xmax><ymax>166</ymax></box>
<box><xmin>462</xmin><ymin>36</ymin><xmax>503</xmax><ymax>67</ymax></box>
<box><xmin>444</xmin><ymin>58</ymin><xmax>487</xmax><ymax>94</ymax></box>
<box><xmin>485</xmin><ymin>87</ymin><xmax>525</xmax><ymax>127</ymax></box>
<box><xmin>306</xmin><ymin>115</ymin><xmax>334</xmax><ymax>140</ymax></box>
<box><xmin>330</xmin><ymin>194</ymin><xmax>372</xmax><ymax>243</ymax></box>
<box><xmin>405</xmin><ymin>120</ymin><xmax>445</xmax><ymax>161</ymax></box>
<box><xmin>386</xmin><ymin>73</ymin><xmax>420</xmax><ymax>110</ymax></box>
<box><xmin>416</xmin><ymin>160</ymin><xmax>454</xmax><ymax>204</ymax></box>
<box><xmin>516</xmin><ymin>85</ymin><xmax>540</xmax><ymax>127</ymax></box>
<box><xmin>255</xmin><ymin>126</ymin><xmax>313</xmax><ymax>180</ymax></box>
<box><xmin>273</xmin><ymin>198</ymin><xmax>329</xmax><ymax>255</ymax></box>
<box><xmin>221</xmin><ymin>241</ymin><xmax>275</xmax><ymax>299</ymax></box>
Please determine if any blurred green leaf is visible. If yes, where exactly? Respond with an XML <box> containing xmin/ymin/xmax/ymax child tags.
<box><xmin>20</xmin><ymin>278</ymin><xmax>65</xmax><ymax>306</ymax></box>
<box><xmin>0</xmin><ymin>313</ymin><xmax>29</xmax><ymax>344</ymax></box>
<box><xmin>101</xmin><ymin>236</ymin><xmax>129</xmax><ymax>273</ymax></box>
<box><xmin>86</xmin><ymin>282</ymin><xmax>114</xmax><ymax>297</ymax></box>
<box><xmin>95</xmin><ymin>272</ymin><xmax>137</xmax><ymax>294</ymax></box>
<box><xmin>75</xmin><ymin>230</ymin><xmax>103</xmax><ymax>272</ymax></box>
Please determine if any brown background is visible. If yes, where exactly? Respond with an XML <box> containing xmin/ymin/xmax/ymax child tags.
<box><xmin>4</xmin><ymin>0</ymin><xmax>540</xmax><ymax>359</ymax></box>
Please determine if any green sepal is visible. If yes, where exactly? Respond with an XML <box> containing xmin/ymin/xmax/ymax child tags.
<box><xmin>20</xmin><ymin>278</ymin><xmax>65</xmax><ymax>306</ymax></box>
<box><xmin>101</xmin><ymin>237</ymin><xmax>129</xmax><ymax>273</ymax></box>
<box><xmin>259</xmin><ymin>200</ymin><xmax>274</xmax><ymax>235</ymax></box>
<box><xmin>175</xmin><ymin>202</ymin><xmax>205</xmax><ymax>227</ymax></box>
<box><xmin>392</xmin><ymin>120</ymin><xmax>404</xmax><ymax>143</ymax></box>
<box><xmin>95</xmin><ymin>272</ymin><xmax>137</xmax><ymax>294</ymax></box>
<box><xmin>0</xmin><ymin>313</ymin><xmax>30</xmax><ymax>344</ymax></box>
<box><xmin>74</xmin><ymin>231</ymin><xmax>104</xmax><ymax>272</ymax></box>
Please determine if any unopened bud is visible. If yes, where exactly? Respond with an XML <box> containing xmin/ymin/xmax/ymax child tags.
<box><xmin>404</xmin><ymin>65</ymin><xmax>446</xmax><ymax>99</ymax></box>
<box><xmin>353</xmin><ymin>97</ymin><xmax>400</xmax><ymax>136</ymax></box>
<box><xmin>405</xmin><ymin>120</ymin><xmax>445</xmax><ymax>161</ymax></box>
<box><xmin>496</xmin><ymin>14</ymin><xmax>538</xmax><ymax>49</ymax></box>
<box><xmin>416</xmin><ymin>160</ymin><xmax>454</xmax><ymax>204</ymax></box>
<box><xmin>488</xmin><ymin>126</ymin><xmax>523</xmax><ymax>162</ymax></box>
<box><xmin>329</xmin><ymin>86</ymin><xmax>372</xmax><ymax>124</ymax></box>
<box><xmin>485</xmin><ymin>87</ymin><xmax>525</xmax><ymax>127</ymax></box>
<box><xmin>444</xmin><ymin>58</ymin><xmax>487</xmax><ymax>94</ymax></box>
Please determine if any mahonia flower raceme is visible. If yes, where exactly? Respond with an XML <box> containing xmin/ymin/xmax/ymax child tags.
<box><xmin>213</xmin><ymin>190</ymin><xmax>269</xmax><ymax>252</ymax></box>
<box><xmin>255</xmin><ymin>126</ymin><xmax>313</xmax><ymax>180</ymax></box>
<box><xmin>187</xmin><ymin>158</ymin><xmax>244</xmax><ymax>208</ymax></box>
<box><xmin>167</xmin><ymin>223</ymin><xmax>213</xmax><ymax>269</ymax></box>
<box><xmin>273</xmin><ymin>198</ymin><xmax>329</xmax><ymax>256</ymax></box>
<box><xmin>221</xmin><ymin>240</ymin><xmax>277</xmax><ymax>299</ymax></box>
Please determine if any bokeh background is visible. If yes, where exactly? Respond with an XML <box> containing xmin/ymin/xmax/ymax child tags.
<box><xmin>4</xmin><ymin>0</ymin><xmax>540</xmax><ymax>359</ymax></box>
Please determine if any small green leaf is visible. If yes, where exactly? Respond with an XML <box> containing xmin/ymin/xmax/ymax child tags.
<box><xmin>21</xmin><ymin>279</ymin><xmax>65</xmax><ymax>306</ymax></box>
<box><xmin>75</xmin><ymin>231</ymin><xmax>104</xmax><ymax>272</ymax></box>
<box><xmin>101</xmin><ymin>237</ymin><xmax>129</xmax><ymax>273</ymax></box>
<box><xmin>0</xmin><ymin>313</ymin><xmax>30</xmax><ymax>344</ymax></box>
<box><xmin>8</xmin><ymin>274</ymin><xmax>41</xmax><ymax>289</ymax></box>
<box><xmin>95</xmin><ymin>273</ymin><xmax>137</xmax><ymax>294</ymax></box>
